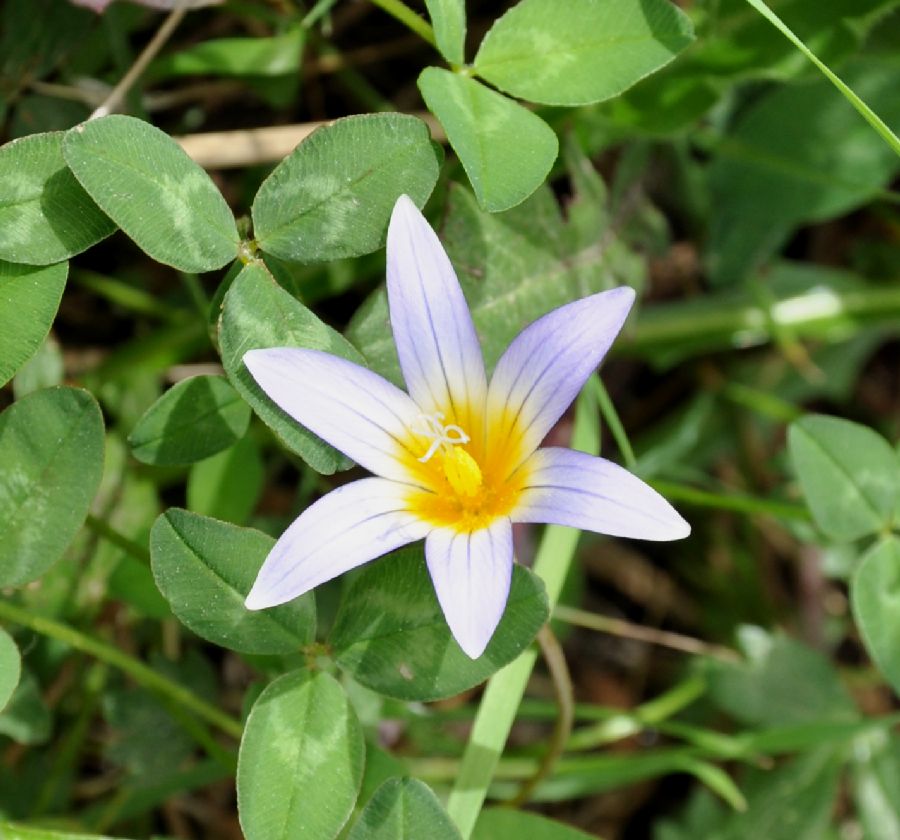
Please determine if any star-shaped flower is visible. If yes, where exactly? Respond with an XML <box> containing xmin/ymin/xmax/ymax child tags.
<box><xmin>243</xmin><ymin>195</ymin><xmax>689</xmax><ymax>658</ymax></box>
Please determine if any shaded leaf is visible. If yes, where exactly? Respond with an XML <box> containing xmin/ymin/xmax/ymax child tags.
<box><xmin>128</xmin><ymin>375</ymin><xmax>250</xmax><ymax>466</ymax></box>
<box><xmin>219</xmin><ymin>261</ymin><xmax>363</xmax><ymax>473</ymax></box>
<box><xmin>0</xmin><ymin>132</ymin><xmax>113</xmax><ymax>264</ymax></box>
<box><xmin>330</xmin><ymin>546</ymin><xmax>548</xmax><ymax>701</ymax></box>
<box><xmin>473</xmin><ymin>808</ymin><xmax>595</xmax><ymax>840</ymax></box>
<box><xmin>0</xmin><ymin>260</ymin><xmax>67</xmax><ymax>388</ymax></box>
<box><xmin>852</xmin><ymin>537</ymin><xmax>900</xmax><ymax>696</ymax></box>
<box><xmin>347</xmin><ymin>777</ymin><xmax>460</xmax><ymax>840</ymax></box>
<box><xmin>150</xmin><ymin>508</ymin><xmax>316</xmax><ymax>655</ymax></box>
<box><xmin>187</xmin><ymin>435</ymin><xmax>264</xmax><ymax>525</ymax></box>
<box><xmin>0</xmin><ymin>387</ymin><xmax>104</xmax><ymax>587</ymax></box>
<box><xmin>0</xmin><ymin>628</ymin><xmax>20</xmax><ymax>714</ymax></box>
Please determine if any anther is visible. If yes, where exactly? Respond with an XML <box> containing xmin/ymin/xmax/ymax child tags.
<box><xmin>412</xmin><ymin>412</ymin><xmax>470</xmax><ymax>463</ymax></box>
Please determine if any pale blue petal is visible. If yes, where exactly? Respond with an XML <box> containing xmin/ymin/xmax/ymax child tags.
<box><xmin>425</xmin><ymin>518</ymin><xmax>513</xmax><ymax>659</ymax></box>
<box><xmin>512</xmin><ymin>448</ymin><xmax>690</xmax><ymax>540</ymax></box>
<box><xmin>245</xmin><ymin>478</ymin><xmax>430</xmax><ymax>609</ymax></box>
<box><xmin>387</xmin><ymin>195</ymin><xmax>487</xmax><ymax>428</ymax></box>
<box><xmin>487</xmin><ymin>287</ymin><xmax>635</xmax><ymax>472</ymax></box>
<box><xmin>244</xmin><ymin>347</ymin><xmax>423</xmax><ymax>484</ymax></box>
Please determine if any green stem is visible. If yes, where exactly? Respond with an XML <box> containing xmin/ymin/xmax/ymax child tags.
<box><xmin>553</xmin><ymin>605</ymin><xmax>740</xmax><ymax>662</ymax></box>
<box><xmin>508</xmin><ymin>625</ymin><xmax>574</xmax><ymax>806</ymax></box>
<box><xmin>648</xmin><ymin>480</ymin><xmax>810</xmax><ymax>522</ymax></box>
<box><xmin>446</xmin><ymin>379</ymin><xmax>600</xmax><ymax>837</ymax></box>
<box><xmin>743</xmin><ymin>0</ymin><xmax>900</xmax><ymax>158</ymax></box>
<box><xmin>85</xmin><ymin>514</ymin><xmax>152</xmax><ymax>564</ymax></box>
<box><xmin>0</xmin><ymin>599</ymin><xmax>243</xmax><ymax>740</ymax></box>
<box><xmin>593</xmin><ymin>379</ymin><xmax>636</xmax><ymax>470</ymax></box>
<box><xmin>368</xmin><ymin>0</ymin><xmax>436</xmax><ymax>47</ymax></box>
<box><xmin>626</xmin><ymin>284</ymin><xmax>900</xmax><ymax>357</ymax></box>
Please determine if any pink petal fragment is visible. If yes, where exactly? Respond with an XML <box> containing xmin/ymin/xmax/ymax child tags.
<box><xmin>387</xmin><ymin>195</ymin><xmax>487</xmax><ymax>429</ymax></box>
<box><xmin>487</xmin><ymin>287</ymin><xmax>635</xmax><ymax>473</ymax></box>
<box><xmin>244</xmin><ymin>347</ymin><xmax>423</xmax><ymax>485</ymax></box>
<box><xmin>245</xmin><ymin>478</ymin><xmax>430</xmax><ymax>610</ymax></box>
<box><xmin>512</xmin><ymin>448</ymin><xmax>690</xmax><ymax>540</ymax></box>
<box><xmin>425</xmin><ymin>518</ymin><xmax>513</xmax><ymax>659</ymax></box>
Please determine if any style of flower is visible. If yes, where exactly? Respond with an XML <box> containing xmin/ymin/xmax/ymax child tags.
<box><xmin>243</xmin><ymin>195</ymin><xmax>689</xmax><ymax>658</ymax></box>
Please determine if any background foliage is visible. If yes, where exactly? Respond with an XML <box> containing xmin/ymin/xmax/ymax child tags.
<box><xmin>0</xmin><ymin>0</ymin><xmax>899</xmax><ymax>838</ymax></box>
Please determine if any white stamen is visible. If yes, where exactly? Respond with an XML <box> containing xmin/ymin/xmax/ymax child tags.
<box><xmin>412</xmin><ymin>412</ymin><xmax>470</xmax><ymax>462</ymax></box>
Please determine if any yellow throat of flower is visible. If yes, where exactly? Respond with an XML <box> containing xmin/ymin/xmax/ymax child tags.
<box><xmin>441</xmin><ymin>446</ymin><xmax>483</xmax><ymax>498</ymax></box>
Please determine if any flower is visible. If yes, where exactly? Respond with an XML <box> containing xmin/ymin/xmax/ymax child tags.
<box><xmin>243</xmin><ymin>195</ymin><xmax>689</xmax><ymax>659</ymax></box>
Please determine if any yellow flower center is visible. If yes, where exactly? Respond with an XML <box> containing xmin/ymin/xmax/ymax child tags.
<box><xmin>401</xmin><ymin>409</ymin><xmax>530</xmax><ymax>531</ymax></box>
<box><xmin>442</xmin><ymin>446</ymin><xmax>483</xmax><ymax>498</ymax></box>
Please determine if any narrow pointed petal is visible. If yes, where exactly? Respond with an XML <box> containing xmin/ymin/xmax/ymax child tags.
<box><xmin>425</xmin><ymin>518</ymin><xmax>513</xmax><ymax>659</ymax></box>
<box><xmin>387</xmin><ymin>195</ymin><xmax>487</xmax><ymax>429</ymax></box>
<box><xmin>245</xmin><ymin>478</ymin><xmax>430</xmax><ymax>610</ymax></box>
<box><xmin>512</xmin><ymin>448</ymin><xmax>690</xmax><ymax>540</ymax></box>
<box><xmin>244</xmin><ymin>347</ymin><xmax>423</xmax><ymax>484</ymax></box>
<box><xmin>487</xmin><ymin>287</ymin><xmax>635</xmax><ymax>474</ymax></box>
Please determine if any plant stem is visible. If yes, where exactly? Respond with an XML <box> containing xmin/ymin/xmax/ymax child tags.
<box><xmin>368</xmin><ymin>0</ymin><xmax>436</xmax><ymax>47</ymax></box>
<box><xmin>507</xmin><ymin>625</ymin><xmax>574</xmax><ymax>806</ymax></box>
<box><xmin>0</xmin><ymin>599</ymin><xmax>243</xmax><ymax>740</ymax></box>
<box><xmin>85</xmin><ymin>514</ymin><xmax>152</xmax><ymax>564</ymax></box>
<box><xmin>446</xmin><ymin>379</ymin><xmax>600</xmax><ymax>837</ymax></box>
<box><xmin>91</xmin><ymin>0</ymin><xmax>190</xmax><ymax>119</ymax></box>
<box><xmin>553</xmin><ymin>605</ymin><xmax>740</xmax><ymax>662</ymax></box>
<box><xmin>648</xmin><ymin>480</ymin><xmax>810</xmax><ymax>522</ymax></box>
<box><xmin>593</xmin><ymin>378</ymin><xmax>636</xmax><ymax>470</ymax></box>
<box><xmin>743</xmin><ymin>0</ymin><xmax>900</xmax><ymax>158</ymax></box>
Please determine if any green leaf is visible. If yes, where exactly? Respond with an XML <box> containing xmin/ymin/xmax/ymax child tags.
<box><xmin>425</xmin><ymin>0</ymin><xmax>466</xmax><ymax>65</ymax></box>
<box><xmin>237</xmin><ymin>670</ymin><xmax>365</xmax><ymax>840</ymax></box>
<box><xmin>0</xmin><ymin>387</ymin><xmax>105</xmax><ymax>587</ymax></box>
<box><xmin>128</xmin><ymin>375</ymin><xmax>251</xmax><ymax>466</ymax></box>
<box><xmin>713</xmin><ymin>748</ymin><xmax>842</xmax><ymax>840</ymax></box>
<box><xmin>0</xmin><ymin>260</ymin><xmax>67</xmax><ymax>388</ymax></box>
<box><xmin>789</xmin><ymin>414</ymin><xmax>898</xmax><ymax>542</ymax></box>
<box><xmin>252</xmin><ymin>113</ymin><xmax>441</xmax><ymax>262</ymax></box>
<box><xmin>0</xmin><ymin>824</ymin><xmax>128</xmax><ymax>840</ymax></box>
<box><xmin>418</xmin><ymin>68</ymin><xmax>557</xmax><ymax>213</ymax></box>
<box><xmin>63</xmin><ymin>115</ymin><xmax>239</xmax><ymax>272</ymax></box>
<box><xmin>0</xmin><ymin>627</ymin><xmax>20</xmax><ymax>714</ymax></box>
<box><xmin>707</xmin><ymin>59</ymin><xmax>900</xmax><ymax>284</ymax></box>
<box><xmin>187</xmin><ymin>435</ymin><xmax>264</xmax><ymax>525</ymax></box>
<box><xmin>348</xmin><ymin>182</ymin><xmax>642</xmax><ymax>385</ymax></box>
<box><xmin>473</xmin><ymin>0</ymin><xmax>693</xmax><ymax>106</ymax></box>
<box><xmin>219</xmin><ymin>261</ymin><xmax>364</xmax><ymax>474</ymax></box>
<box><xmin>152</xmin><ymin>26</ymin><xmax>304</xmax><ymax>78</ymax></box>
<box><xmin>0</xmin><ymin>131</ymin><xmax>114</xmax><ymax>264</ymax></box>
<box><xmin>852</xmin><ymin>731</ymin><xmax>900</xmax><ymax>840</ymax></box>
<box><xmin>0</xmin><ymin>670</ymin><xmax>51</xmax><ymax>744</ymax></box>
<box><xmin>705</xmin><ymin>628</ymin><xmax>856</xmax><ymax>727</ymax></box>
<box><xmin>150</xmin><ymin>508</ymin><xmax>315</xmax><ymax>655</ymax></box>
<box><xmin>473</xmin><ymin>808</ymin><xmax>596</xmax><ymax>840</ymax></box>
<box><xmin>348</xmin><ymin>777</ymin><xmax>460</xmax><ymax>840</ymax></box>
<box><xmin>13</xmin><ymin>334</ymin><xmax>64</xmax><ymax>398</ymax></box>
<box><xmin>330</xmin><ymin>546</ymin><xmax>549</xmax><ymax>701</ymax></box>
<box><xmin>852</xmin><ymin>537</ymin><xmax>900</xmax><ymax>696</ymax></box>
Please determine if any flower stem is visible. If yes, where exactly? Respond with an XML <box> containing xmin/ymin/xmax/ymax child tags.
<box><xmin>507</xmin><ymin>624</ymin><xmax>574</xmax><ymax>807</ymax></box>
<box><xmin>85</xmin><ymin>514</ymin><xmax>151</xmax><ymax>564</ymax></box>
<box><xmin>446</xmin><ymin>378</ymin><xmax>601</xmax><ymax>837</ymax></box>
<box><xmin>593</xmin><ymin>378</ymin><xmax>636</xmax><ymax>470</ymax></box>
<box><xmin>368</xmin><ymin>0</ymin><xmax>436</xmax><ymax>47</ymax></box>
<box><xmin>0</xmin><ymin>599</ymin><xmax>243</xmax><ymax>740</ymax></box>
<box><xmin>553</xmin><ymin>605</ymin><xmax>741</xmax><ymax>662</ymax></box>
